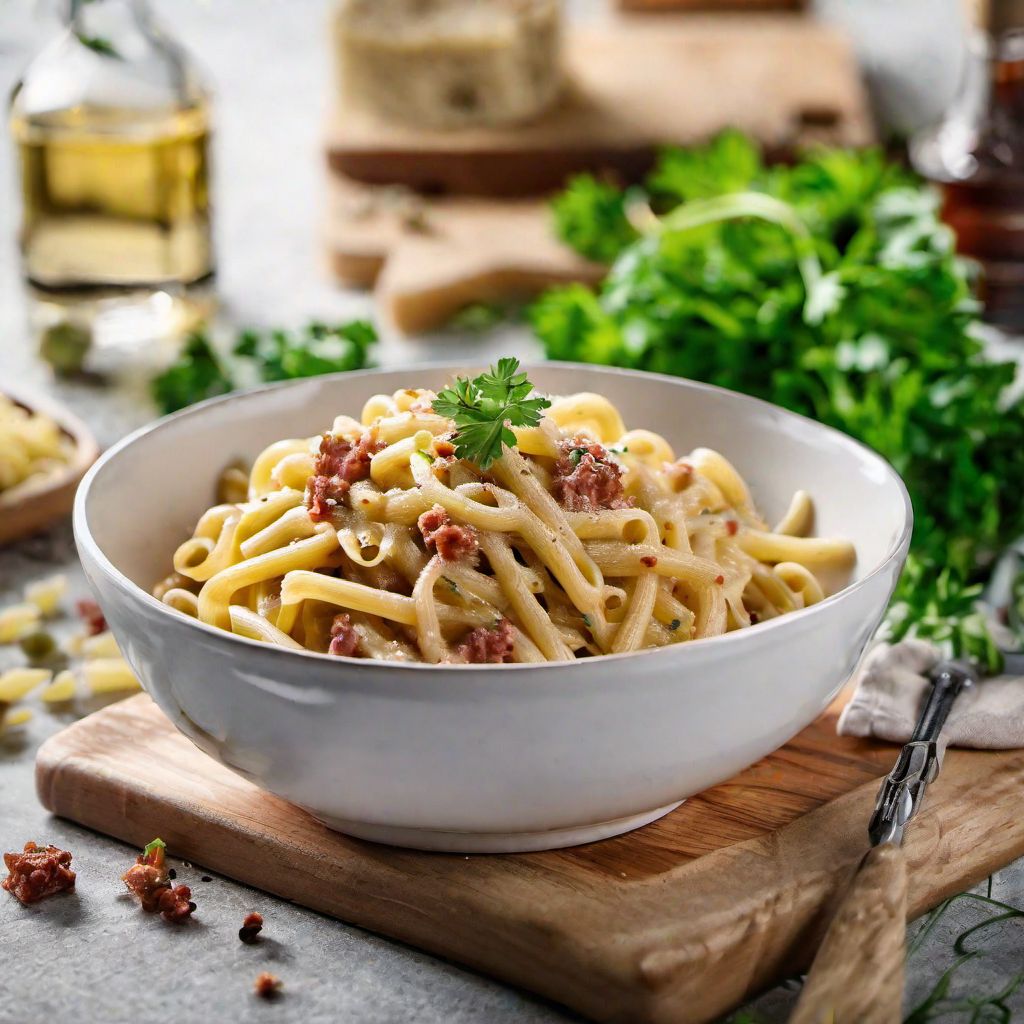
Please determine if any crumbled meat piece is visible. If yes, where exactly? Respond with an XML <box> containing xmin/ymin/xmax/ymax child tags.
<box><xmin>715</xmin><ymin>575</ymin><xmax>725</xmax><ymax>585</ymax></box>
<box><xmin>239</xmin><ymin>911</ymin><xmax>264</xmax><ymax>943</ymax></box>
<box><xmin>552</xmin><ymin>438</ymin><xmax>631</xmax><ymax>513</ymax></box>
<box><xmin>417</xmin><ymin>504</ymin><xmax>478</xmax><ymax>562</ymax></box>
<box><xmin>75</xmin><ymin>599</ymin><xmax>107</xmax><ymax>636</ymax></box>
<box><xmin>305</xmin><ymin>431</ymin><xmax>383</xmax><ymax>522</ymax></box>
<box><xmin>255</xmin><ymin>973</ymin><xmax>282</xmax><ymax>998</ymax></box>
<box><xmin>2</xmin><ymin>842</ymin><xmax>76</xmax><ymax>904</ymax></box>
<box><xmin>122</xmin><ymin>839</ymin><xmax>195</xmax><ymax>923</ymax></box>
<box><xmin>328</xmin><ymin>614</ymin><xmax>360</xmax><ymax>658</ymax></box>
<box><xmin>640</xmin><ymin>555</ymin><xmax>658</xmax><ymax>568</ymax></box>
<box><xmin>726</xmin><ymin>520</ymin><xmax>739</xmax><ymax>536</ymax></box>
<box><xmin>457</xmin><ymin>618</ymin><xmax>516</xmax><ymax>664</ymax></box>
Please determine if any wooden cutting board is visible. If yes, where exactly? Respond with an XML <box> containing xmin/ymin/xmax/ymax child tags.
<box><xmin>326</xmin><ymin>18</ymin><xmax>873</xmax><ymax>197</ymax></box>
<box><xmin>326</xmin><ymin>176</ymin><xmax>603</xmax><ymax>333</ymax></box>
<box><xmin>36</xmin><ymin>692</ymin><xmax>1024</xmax><ymax>1024</ymax></box>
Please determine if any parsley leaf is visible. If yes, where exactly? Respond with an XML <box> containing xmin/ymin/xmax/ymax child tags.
<box><xmin>151</xmin><ymin>331</ymin><xmax>235</xmax><ymax>414</ymax></box>
<box><xmin>432</xmin><ymin>358</ymin><xmax>551</xmax><ymax>469</ymax></box>
<box><xmin>152</xmin><ymin>320</ymin><xmax>376</xmax><ymax>414</ymax></box>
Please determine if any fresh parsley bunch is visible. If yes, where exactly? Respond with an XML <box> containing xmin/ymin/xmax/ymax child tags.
<box><xmin>534</xmin><ymin>131</ymin><xmax>1024</xmax><ymax>668</ymax></box>
<box><xmin>152</xmin><ymin>320</ymin><xmax>377</xmax><ymax>414</ymax></box>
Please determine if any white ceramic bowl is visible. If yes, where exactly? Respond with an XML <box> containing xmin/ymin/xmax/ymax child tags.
<box><xmin>74</xmin><ymin>363</ymin><xmax>912</xmax><ymax>853</ymax></box>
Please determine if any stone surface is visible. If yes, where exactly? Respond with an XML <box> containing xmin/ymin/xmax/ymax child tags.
<box><xmin>0</xmin><ymin>2</ymin><xmax>1021</xmax><ymax>1023</ymax></box>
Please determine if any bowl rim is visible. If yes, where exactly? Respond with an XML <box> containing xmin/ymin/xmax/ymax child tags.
<box><xmin>74</xmin><ymin>360</ymin><xmax>914</xmax><ymax>676</ymax></box>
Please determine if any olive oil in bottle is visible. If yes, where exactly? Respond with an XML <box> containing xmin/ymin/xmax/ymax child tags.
<box><xmin>10</xmin><ymin>0</ymin><xmax>214</xmax><ymax>292</ymax></box>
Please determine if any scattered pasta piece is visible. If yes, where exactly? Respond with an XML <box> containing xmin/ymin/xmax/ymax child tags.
<box><xmin>41</xmin><ymin>670</ymin><xmax>76</xmax><ymax>704</ymax></box>
<box><xmin>0</xmin><ymin>395</ymin><xmax>73</xmax><ymax>496</ymax></box>
<box><xmin>83</xmin><ymin>658</ymin><xmax>141</xmax><ymax>694</ymax></box>
<box><xmin>1</xmin><ymin>707</ymin><xmax>33</xmax><ymax>729</ymax></box>
<box><xmin>24</xmin><ymin>574</ymin><xmax>68</xmax><ymax>618</ymax></box>
<box><xmin>82</xmin><ymin>630</ymin><xmax>121</xmax><ymax>660</ymax></box>
<box><xmin>0</xmin><ymin>667</ymin><xmax>52</xmax><ymax>703</ymax></box>
<box><xmin>0</xmin><ymin>604</ymin><xmax>40</xmax><ymax>644</ymax></box>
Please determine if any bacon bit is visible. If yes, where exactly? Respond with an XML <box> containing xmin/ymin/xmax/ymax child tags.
<box><xmin>305</xmin><ymin>431</ymin><xmax>383</xmax><ymax>522</ymax></box>
<box><xmin>122</xmin><ymin>838</ymin><xmax>195</xmax><ymax>923</ymax></box>
<box><xmin>2</xmin><ymin>842</ymin><xmax>76</xmax><ymax>904</ymax></box>
<box><xmin>434</xmin><ymin>439</ymin><xmax>456</xmax><ymax>459</ymax></box>
<box><xmin>328</xmin><ymin>614</ymin><xmax>360</xmax><ymax>658</ymax></box>
<box><xmin>725</xmin><ymin>520</ymin><xmax>739</xmax><ymax>536</ymax></box>
<box><xmin>640</xmin><ymin>555</ymin><xmax>658</xmax><ymax>568</ymax></box>
<box><xmin>255</xmin><ymin>973</ymin><xmax>282</xmax><ymax>999</ymax></box>
<box><xmin>715</xmin><ymin>575</ymin><xmax>725</xmax><ymax>585</ymax></box>
<box><xmin>750</xmin><ymin>612</ymin><xmax>760</xmax><ymax>624</ymax></box>
<box><xmin>552</xmin><ymin>438</ymin><xmax>632</xmax><ymax>513</ymax></box>
<box><xmin>418</xmin><ymin>504</ymin><xmax>478</xmax><ymax>562</ymax></box>
<box><xmin>239</xmin><ymin>911</ymin><xmax>264</xmax><ymax>943</ymax></box>
<box><xmin>665</xmin><ymin>461</ymin><xmax>694</xmax><ymax>491</ymax></box>
<box><xmin>457</xmin><ymin>618</ymin><xmax>516</xmax><ymax>664</ymax></box>
<box><xmin>75</xmin><ymin>599</ymin><xmax>107</xmax><ymax>636</ymax></box>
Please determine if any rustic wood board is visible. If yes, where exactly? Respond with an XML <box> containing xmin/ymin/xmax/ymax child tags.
<box><xmin>326</xmin><ymin>18</ymin><xmax>873</xmax><ymax>197</ymax></box>
<box><xmin>36</xmin><ymin>693</ymin><xmax>1024</xmax><ymax>1024</ymax></box>
<box><xmin>326</xmin><ymin>176</ymin><xmax>603</xmax><ymax>333</ymax></box>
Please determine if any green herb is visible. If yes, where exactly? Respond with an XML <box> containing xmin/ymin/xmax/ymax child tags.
<box><xmin>232</xmin><ymin>320</ymin><xmax>376</xmax><ymax>382</ymax></box>
<box><xmin>535</xmin><ymin>131</ymin><xmax>1024</xmax><ymax>669</ymax></box>
<box><xmin>152</xmin><ymin>331</ymin><xmax>235</xmax><ymax>414</ymax></box>
<box><xmin>567</xmin><ymin>447</ymin><xmax>586</xmax><ymax>467</ymax></box>
<box><xmin>449</xmin><ymin>303</ymin><xmax>514</xmax><ymax>332</ymax></box>
<box><xmin>432</xmin><ymin>358</ymin><xmax>551</xmax><ymax>470</ymax></box>
<box><xmin>581</xmin><ymin>613</ymin><xmax>593</xmax><ymax>629</ymax></box>
<box><xmin>669</xmin><ymin>618</ymin><xmax>681</xmax><ymax>632</ymax></box>
<box><xmin>76</xmin><ymin>33</ymin><xmax>121</xmax><ymax>58</ymax></box>
<box><xmin>550</xmin><ymin>174</ymin><xmax>640</xmax><ymax>263</ymax></box>
<box><xmin>142</xmin><ymin>838</ymin><xmax>166</xmax><ymax>859</ymax></box>
<box><xmin>152</xmin><ymin>320</ymin><xmax>377</xmax><ymax>414</ymax></box>
<box><xmin>904</xmin><ymin>889</ymin><xmax>1024</xmax><ymax>1022</ymax></box>
<box><xmin>441</xmin><ymin>576</ymin><xmax>460</xmax><ymax>595</ymax></box>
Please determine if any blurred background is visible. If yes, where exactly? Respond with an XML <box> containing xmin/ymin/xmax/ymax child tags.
<box><xmin>0</xmin><ymin>0</ymin><xmax>977</xmax><ymax>396</ymax></box>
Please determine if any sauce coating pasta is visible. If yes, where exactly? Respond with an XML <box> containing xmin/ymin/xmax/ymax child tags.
<box><xmin>154</xmin><ymin>387</ymin><xmax>855</xmax><ymax>663</ymax></box>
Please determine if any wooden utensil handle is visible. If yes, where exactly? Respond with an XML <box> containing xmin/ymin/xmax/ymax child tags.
<box><xmin>790</xmin><ymin>843</ymin><xmax>908</xmax><ymax>1024</ymax></box>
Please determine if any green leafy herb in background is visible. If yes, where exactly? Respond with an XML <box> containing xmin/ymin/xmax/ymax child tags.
<box><xmin>151</xmin><ymin>319</ymin><xmax>376</xmax><ymax>414</ymax></box>
<box><xmin>535</xmin><ymin>131</ymin><xmax>1024</xmax><ymax>668</ymax></box>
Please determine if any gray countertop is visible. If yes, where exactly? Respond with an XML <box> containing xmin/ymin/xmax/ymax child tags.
<box><xmin>1</xmin><ymin>2</ymin><xmax>1021</xmax><ymax>1022</ymax></box>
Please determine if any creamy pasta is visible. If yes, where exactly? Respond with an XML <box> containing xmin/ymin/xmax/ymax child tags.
<box><xmin>155</xmin><ymin>386</ymin><xmax>855</xmax><ymax>664</ymax></box>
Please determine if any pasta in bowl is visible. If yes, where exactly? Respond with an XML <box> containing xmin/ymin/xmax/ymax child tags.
<box><xmin>154</xmin><ymin>362</ymin><xmax>856</xmax><ymax>665</ymax></box>
<box><xmin>75</xmin><ymin>362</ymin><xmax>911</xmax><ymax>851</ymax></box>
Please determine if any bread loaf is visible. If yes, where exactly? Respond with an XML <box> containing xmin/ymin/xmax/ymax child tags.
<box><xmin>334</xmin><ymin>0</ymin><xmax>563</xmax><ymax>130</ymax></box>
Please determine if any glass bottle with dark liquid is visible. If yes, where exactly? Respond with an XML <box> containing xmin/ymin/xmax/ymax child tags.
<box><xmin>9</xmin><ymin>0</ymin><xmax>214</xmax><ymax>364</ymax></box>
<box><xmin>912</xmin><ymin>0</ymin><xmax>1024</xmax><ymax>331</ymax></box>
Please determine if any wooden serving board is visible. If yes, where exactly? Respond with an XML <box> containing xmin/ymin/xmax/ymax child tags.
<box><xmin>326</xmin><ymin>18</ymin><xmax>873</xmax><ymax>197</ymax></box>
<box><xmin>326</xmin><ymin>176</ymin><xmax>604</xmax><ymax>333</ymax></box>
<box><xmin>36</xmin><ymin>693</ymin><xmax>1024</xmax><ymax>1023</ymax></box>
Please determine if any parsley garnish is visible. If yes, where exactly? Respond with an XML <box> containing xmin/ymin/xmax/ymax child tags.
<box><xmin>581</xmin><ymin>613</ymin><xmax>593</xmax><ymax>629</ymax></box>
<box><xmin>143</xmin><ymin>838</ymin><xmax>166</xmax><ymax>859</ymax></box>
<box><xmin>669</xmin><ymin>618</ymin><xmax>681</xmax><ymax>631</ymax></box>
<box><xmin>432</xmin><ymin>358</ymin><xmax>551</xmax><ymax>470</ymax></box>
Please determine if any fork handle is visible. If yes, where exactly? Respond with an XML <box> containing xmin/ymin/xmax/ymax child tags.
<box><xmin>789</xmin><ymin>843</ymin><xmax>908</xmax><ymax>1024</ymax></box>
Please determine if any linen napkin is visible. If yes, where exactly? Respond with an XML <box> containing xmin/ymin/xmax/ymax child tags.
<box><xmin>837</xmin><ymin>638</ymin><xmax>1024</xmax><ymax>749</ymax></box>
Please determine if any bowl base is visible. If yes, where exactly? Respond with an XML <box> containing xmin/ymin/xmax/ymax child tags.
<box><xmin>307</xmin><ymin>801</ymin><xmax>684</xmax><ymax>853</ymax></box>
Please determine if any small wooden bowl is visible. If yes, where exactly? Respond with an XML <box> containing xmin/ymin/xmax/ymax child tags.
<box><xmin>0</xmin><ymin>386</ymin><xmax>101</xmax><ymax>546</ymax></box>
